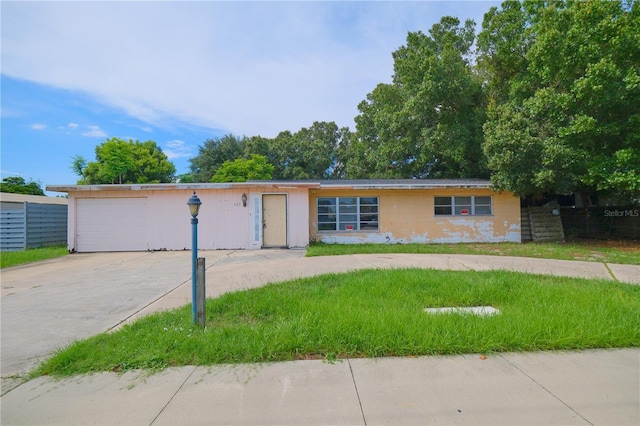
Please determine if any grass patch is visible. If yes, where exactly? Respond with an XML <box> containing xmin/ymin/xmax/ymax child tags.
<box><xmin>34</xmin><ymin>269</ymin><xmax>640</xmax><ymax>377</ymax></box>
<box><xmin>1</xmin><ymin>246</ymin><xmax>68</xmax><ymax>269</ymax></box>
<box><xmin>306</xmin><ymin>241</ymin><xmax>640</xmax><ymax>265</ymax></box>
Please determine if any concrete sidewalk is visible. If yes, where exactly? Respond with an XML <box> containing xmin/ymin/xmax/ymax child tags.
<box><xmin>2</xmin><ymin>349</ymin><xmax>638</xmax><ymax>425</ymax></box>
<box><xmin>2</xmin><ymin>250</ymin><xmax>639</xmax><ymax>425</ymax></box>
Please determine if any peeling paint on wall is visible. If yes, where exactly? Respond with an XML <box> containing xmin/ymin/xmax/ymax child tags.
<box><xmin>311</xmin><ymin>188</ymin><xmax>522</xmax><ymax>245</ymax></box>
<box><xmin>318</xmin><ymin>226</ymin><xmax>521</xmax><ymax>245</ymax></box>
<box><xmin>319</xmin><ymin>232</ymin><xmax>395</xmax><ymax>245</ymax></box>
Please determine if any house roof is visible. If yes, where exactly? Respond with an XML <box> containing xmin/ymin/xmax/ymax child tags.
<box><xmin>315</xmin><ymin>179</ymin><xmax>492</xmax><ymax>189</ymax></box>
<box><xmin>0</xmin><ymin>192</ymin><xmax>68</xmax><ymax>205</ymax></box>
<box><xmin>46</xmin><ymin>182</ymin><xmax>321</xmax><ymax>193</ymax></box>
<box><xmin>47</xmin><ymin>179</ymin><xmax>494</xmax><ymax>193</ymax></box>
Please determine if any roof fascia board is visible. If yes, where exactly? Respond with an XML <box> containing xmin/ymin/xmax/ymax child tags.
<box><xmin>46</xmin><ymin>182</ymin><xmax>321</xmax><ymax>193</ymax></box>
<box><xmin>0</xmin><ymin>193</ymin><xmax>68</xmax><ymax>204</ymax></box>
<box><xmin>318</xmin><ymin>183</ymin><xmax>492</xmax><ymax>190</ymax></box>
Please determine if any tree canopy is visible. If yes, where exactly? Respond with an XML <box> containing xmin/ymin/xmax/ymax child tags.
<box><xmin>184</xmin><ymin>0</ymin><xmax>638</xmax><ymax>203</ymax></box>
<box><xmin>189</xmin><ymin>134</ymin><xmax>246</xmax><ymax>183</ymax></box>
<box><xmin>72</xmin><ymin>138</ymin><xmax>176</xmax><ymax>184</ymax></box>
<box><xmin>189</xmin><ymin>122</ymin><xmax>350</xmax><ymax>182</ymax></box>
<box><xmin>0</xmin><ymin>177</ymin><xmax>45</xmax><ymax>195</ymax></box>
<box><xmin>346</xmin><ymin>16</ymin><xmax>488</xmax><ymax>179</ymax></box>
<box><xmin>479</xmin><ymin>0</ymin><xmax>640</xmax><ymax>199</ymax></box>
<box><xmin>211</xmin><ymin>154</ymin><xmax>274</xmax><ymax>182</ymax></box>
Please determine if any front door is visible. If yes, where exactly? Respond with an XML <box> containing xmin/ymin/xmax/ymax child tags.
<box><xmin>262</xmin><ymin>194</ymin><xmax>287</xmax><ymax>247</ymax></box>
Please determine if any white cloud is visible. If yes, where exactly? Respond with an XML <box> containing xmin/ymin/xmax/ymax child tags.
<box><xmin>1</xmin><ymin>1</ymin><xmax>499</xmax><ymax>137</ymax></box>
<box><xmin>30</xmin><ymin>123</ymin><xmax>47</xmax><ymax>130</ymax></box>
<box><xmin>163</xmin><ymin>140</ymin><xmax>193</xmax><ymax>160</ymax></box>
<box><xmin>82</xmin><ymin>125</ymin><xmax>107</xmax><ymax>138</ymax></box>
<box><xmin>67</xmin><ymin>122</ymin><xmax>79</xmax><ymax>129</ymax></box>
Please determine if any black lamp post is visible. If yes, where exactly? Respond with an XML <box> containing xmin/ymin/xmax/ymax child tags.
<box><xmin>187</xmin><ymin>191</ymin><xmax>202</xmax><ymax>324</ymax></box>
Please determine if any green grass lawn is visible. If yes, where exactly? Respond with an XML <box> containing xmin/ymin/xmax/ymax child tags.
<box><xmin>1</xmin><ymin>246</ymin><xmax>68</xmax><ymax>269</ymax></box>
<box><xmin>34</xmin><ymin>268</ymin><xmax>640</xmax><ymax>377</ymax></box>
<box><xmin>306</xmin><ymin>241</ymin><xmax>640</xmax><ymax>265</ymax></box>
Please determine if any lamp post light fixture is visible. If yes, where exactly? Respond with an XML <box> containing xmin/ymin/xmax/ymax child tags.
<box><xmin>241</xmin><ymin>193</ymin><xmax>247</xmax><ymax>207</ymax></box>
<box><xmin>187</xmin><ymin>191</ymin><xmax>202</xmax><ymax>324</ymax></box>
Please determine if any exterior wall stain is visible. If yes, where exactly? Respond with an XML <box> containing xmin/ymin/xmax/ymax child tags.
<box><xmin>316</xmin><ymin>232</ymin><xmax>396</xmax><ymax>245</ymax></box>
<box><xmin>57</xmin><ymin>182</ymin><xmax>521</xmax><ymax>251</ymax></box>
<box><xmin>310</xmin><ymin>188</ymin><xmax>521</xmax><ymax>244</ymax></box>
<box><xmin>65</xmin><ymin>185</ymin><xmax>310</xmax><ymax>251</ymax></box>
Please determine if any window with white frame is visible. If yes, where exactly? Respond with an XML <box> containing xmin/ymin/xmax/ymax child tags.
<box><xmin>317</xmin><ymin>197</ymin><xmax>379</xmax><ymax>231</ymax></box>
<box><xmin>434</xmin><ymin>196</ymin><xmax>492</xmax><ymax>216</ymax></box>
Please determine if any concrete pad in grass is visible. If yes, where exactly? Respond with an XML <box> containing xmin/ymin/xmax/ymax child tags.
<box><xmin>154</xmin><ymin>360</ymin><xmax>364</xmax><ymax>426</ymax></box>
<box><xmin>350</xmin><ymin>354</ymin><xmax>588</xmax><ymax>425</ymax></box>
<box><xmin>0</xmin><ymin>367</ymin><xmax>195</xmax><ymax>426</ymax></box>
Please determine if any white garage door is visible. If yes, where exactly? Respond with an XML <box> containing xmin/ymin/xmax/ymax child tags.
<box><xmin>76</xmin><ymin>198</ymin><xmax>149</xmax><ymax>252</ymax></box>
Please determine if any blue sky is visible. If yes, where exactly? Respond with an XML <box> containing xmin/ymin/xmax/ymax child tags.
<box><xmin>1</xmin><ymin>1</ymin><xmax>499</xmax><ymax>194</ymax></box>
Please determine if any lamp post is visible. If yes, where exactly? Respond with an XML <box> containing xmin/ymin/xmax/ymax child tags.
<box><xmin>187</xmin><ymin>191</ymin><xmax>202</xmax><ymax>324</ymax></box>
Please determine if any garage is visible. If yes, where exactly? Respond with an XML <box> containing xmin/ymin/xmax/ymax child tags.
<box><xmin>47</xmin><ymin>183</ymin><xmax>317</xmax><ymax>252</ymax></box>
<box><xmin>76</xmin><ymin>198</ymin><xmax>149</xmax><ymax>252</ymax></box>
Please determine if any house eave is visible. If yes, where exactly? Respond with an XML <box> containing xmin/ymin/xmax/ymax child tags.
<box><xmin>47</xmin><ymin>179</ymin><xmax>497</xmax><ymax>193</ymax></box>
<box><xmin>317</xmin><ymin>179</ymin><xmax>494</xmax><ymax>190</ymax></box>
<box><xmin>46</xmin><ymin>182</ymin><xmax>321</xmax><ymax>193</ymax></box>
<box><xmin>317</xmin><ymin>183</ymin><xmax>493</xmax><ymax>190</ymax></box>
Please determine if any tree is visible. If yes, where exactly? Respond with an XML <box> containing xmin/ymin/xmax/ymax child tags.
<box><xmin>98</xmin><ymin>138</ymin><xmax>135</xmax><ymax>184</ymax></box>
<box><xmin>191</xmin><ymin>123</ymin><xmax>349</xmax><ymax>181</ymax></box>
<box><xmin>272</xmin><ymin>122</ymin><xmax>351</xmax><ymax>180</ymax></box>
<box><xmin>243</xmin><ymin>135</ymin><xmax>281</xmax><ymax>176</ymax></box>
<box><xmin>480</xmin><ymin>0</ymin><xmax>640</xmax><ymax>199</ymax></box>
<box><xmin>189</xmin><ymin>134</ymin><xmax>246</xmax><ymax>182</ymax></box>
<box><xmin>127</xmin><ymin>140</ymin><xmax>177</xmax><ymax>183</ymax></box>
<box><xmin>70</xmin><ymin>155</ymin><xmax>88</xmax><ymax>182</ymax></box>
<box><xmin>0</xmin><ymin>177</ymin><xmax>45</xmax><ymax>195</ymax></box>
<box><xmin>476</xmin><ymin>1</ymin><xmax>534</xmax><ymax>105</ymax></box>
<box><xmin>346</xmin><ymin>17</ymin><xmax>488</xmax><ymax>179</ymax></box>
<box><xmin>72</xmin><ymin>138</ymin><xmax>175</xmax><ymax>184</ymax></box>
<box><xmin>210</xmin><ymin>154</ymin><xmax>274</xmax><ymax>182</ymax></box>
<box><xmin>174</xmin><ymin>173</ymin><xmax>195</xmax><ymax>183</ymax></box>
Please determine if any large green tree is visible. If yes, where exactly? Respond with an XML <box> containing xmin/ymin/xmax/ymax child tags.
<box><xmin>72</xmin><ymin>138</ymin><xmax>175</xmax><ymax>184</ymax></box>
<box><xmin>190</xmin><ymin>122</ymin><xmax>349</xmax><ymax>182</ymax></box>
<box><xmin>0</xmin><ymin>177</ymin><xmax>45</xmax><ymax>195</ymax></box>
<box><xmin>189</xmin><ymin>134</ymin><xmax>246</xmax><ymax>182</ymax></box>
<box><xmin>480</xmin><ymin>0</ymin><xmax>640</xmax><ymax>199</ymax></box>
<box><xmin>347</xmin><ymin>17</ymin><xmax>488</xmax><ymax>179</ymax></box>
<box><xmin>273</xmin><ymin>121</ymin><xmax>351</xmax><ymax>180</ymax></box>
<box><xmin>211</xmin><ymin>154</ymin><xmax>274</xmax><ymax>182</ymax></box>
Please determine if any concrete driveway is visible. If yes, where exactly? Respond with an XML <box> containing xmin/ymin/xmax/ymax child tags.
<box><xmin>2</xmin><ymin>249</ymin><xmax>638</xmax><ymax>392</ymax></box>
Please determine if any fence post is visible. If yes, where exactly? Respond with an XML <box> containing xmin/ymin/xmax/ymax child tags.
<box><xmin>196</xmin><ymin>257</ymin><xmax>206</xmax><ymax>327</ymax></box>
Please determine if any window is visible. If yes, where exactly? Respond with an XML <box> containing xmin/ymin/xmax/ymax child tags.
<box><xmin>434</xmin><ymin>196</ymin><xmax>492</xmax><ymax>216</ymax></box>
<box><xmin>317</xmin><ymin>197</ymin><xmax>379</xmax><ymax>231</ymax></box>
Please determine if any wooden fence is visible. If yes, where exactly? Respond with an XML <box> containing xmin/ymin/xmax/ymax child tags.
<box><xmin>521</xmin><ymin>206</ymin><xmax>565</xmax><ymax>242</ymax></box>
<box><xmin>561</xmin><ymin>207</ymin><xmax>640</xmax><ymax>240</ymax></box>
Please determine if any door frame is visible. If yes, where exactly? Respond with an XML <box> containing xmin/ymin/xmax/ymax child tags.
<box><xmin>261</xmin><ymin>193</ymin><xmax>288</xmax><ymax>248</ymax></box>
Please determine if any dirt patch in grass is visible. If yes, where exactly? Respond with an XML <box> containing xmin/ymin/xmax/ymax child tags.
<box><xmin>568</xmin><ymin>238</ymin><xmax>640</xmax><ymax>251</ymax></box>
